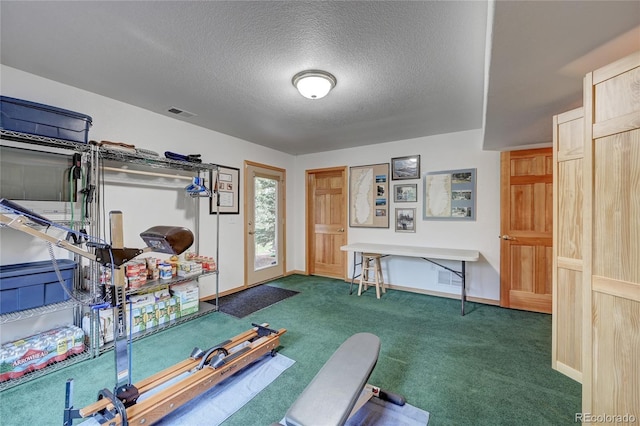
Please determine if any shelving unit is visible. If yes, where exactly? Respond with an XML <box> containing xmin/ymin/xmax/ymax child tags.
<box><xmin>0</xmin><ymin>350</ymin><xmax>91</xmax><ymax>391</ymax></box>
<box><xmin>0</xmin><ymin>129</ymin><xmax>91</xmax><ymax>152</ymax></box>
<box><xmin>0</xmin><ymin>294</ymin><xmax>91</xmax><ymax>325</ymax></box>
<box><xmin>97</xmin><ymin>302</ymin><xmax>217</xmax><ymax>355</ymax></box>
<box><xmin>124</xmin><ymin>271</ymin><xmax>217</xmax><ymax>297</ymax></box>
<box><xmin>0</xmin><ymin>130</ymin><xmax>95</xmax><ymax>390</ymax></box>
<box><xmin>92</xmin><ymin>140</ymin><xmax>220</xmax><ymax>345</ymax></box>
<box><xmin>0</xmin><ymin>293</ymin><xmax>93</xmax><ymax>391</ymax></box>
<box><xmin>97</xmin><ymin>271</ymin><xmax>219</xmax><ymax>354</ymax></box>
<box><xmin>0</xmin><ymin>129</ymin><xmax>220</xmax><ymax>389</ymax></box>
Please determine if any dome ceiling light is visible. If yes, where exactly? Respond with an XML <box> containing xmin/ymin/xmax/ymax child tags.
<box><xmin>292</xmin><ymin>70</ymin><xmax>337</xmax><ymax>100</ymax></box>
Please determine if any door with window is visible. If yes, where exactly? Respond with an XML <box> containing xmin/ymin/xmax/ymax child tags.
<box><xmin>244</xmin><ymin>161</ymin><xmax>285</xmax><ymax>286</ymax></box>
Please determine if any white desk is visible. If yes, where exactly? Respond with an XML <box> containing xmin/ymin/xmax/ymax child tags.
<box><xmin>340</xmin><ymin>243</ymin><xmax>480</xmax><ymax>315</ymax></box>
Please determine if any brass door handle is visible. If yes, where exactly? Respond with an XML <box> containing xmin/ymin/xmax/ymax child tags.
<box><xmin>499</xmin><ymin>234</ymin><xmax>516</xmax><ymax>241</ymax></box>
<box><xmin>337</xmin><ymin>228</ymin><xmax>345</xmax><ymax>232</ymax></box>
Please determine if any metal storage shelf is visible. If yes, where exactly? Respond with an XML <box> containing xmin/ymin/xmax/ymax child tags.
<box><xmin>0</xmin><ymin>127</ymin><xmax>220</xmax><ymax>390</ymax></box>
<box><xmin>92</xmin><ymin>137</ymin><xmax>220</xmax><ymax>360</ymax></box>
<box><xmin>0</xmin><ymin>349</ymin><xmax>91</xmax><ymax>391</ymax></box>
<box><xmin>99</xmin><ymin>147</ymin><xmax>217</xmax><ymax>172</ymax></box>
<box><xmin>98</xmin><ymin>301</ymin><xmax>217</xmax><ymax>355</ymax></box>
<box><xmin>124</xmin><ymin>270</ymin><xmax>217</xmax><ymax>296</ymax></box>
<box><xmin>0</xmin><ymin>292</ymin><xmax>92</xmax><ymax>325</ymax></box>
<box><xmin>0</xmin><ymin>129</ymin><xmax>90</xmax><ymax>152</ymax></box>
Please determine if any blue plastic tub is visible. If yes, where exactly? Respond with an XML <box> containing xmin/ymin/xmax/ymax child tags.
<box><xmin>0</xmin><ymin>259</ymin><xmax>77</xmax><ymax>314</ymax></box>
<box><xmin>0</xmin><ymin>96</ymin><xmax>92</xmax><ymax>143</ymax></box>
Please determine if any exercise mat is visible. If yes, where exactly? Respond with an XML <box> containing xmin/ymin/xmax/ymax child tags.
<box><xmin>345</xmin><ymin>395</ymin><xmax>430</xmax><ymax>425</ymax></box>
<box><xmin>82</xmin><ymin>353</ymin><xmax>295</xmax><ymax>426</ymax></box>
<box><xmin>279</xmin><ymin>388</ymin><xmax>430</xmax><ymax>426</ymax></box>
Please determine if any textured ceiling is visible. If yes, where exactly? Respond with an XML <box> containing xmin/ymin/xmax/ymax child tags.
<box><xmin>484</xmin><ymin>0</ymin><xmax>640</xmax><ymax>150</ymax></box>
<box><xmin>1</xmin><ymin>1</ymin><xmax>638</xmax><ymax>155</ymax></box>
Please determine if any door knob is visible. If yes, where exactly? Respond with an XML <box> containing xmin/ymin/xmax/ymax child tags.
<box><xmin>337</xmin><ymin>228</ymin><xmax>345</xmax><ymax>232</ymax></box>
<box><xmin>248</xmin><ymin>230</ymin><xmax>255</xmax><ymax>235</ymax></box>
<box><xmin>499</xmin><ymin>234</ymin><xmax>516</xmax><ymax>241</ymax></box>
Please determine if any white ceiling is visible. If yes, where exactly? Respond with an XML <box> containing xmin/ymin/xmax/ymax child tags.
<box><xmin>1</xmin><ymin>1</ymin><xmax>638</xmax><ymax>155</ymax></box>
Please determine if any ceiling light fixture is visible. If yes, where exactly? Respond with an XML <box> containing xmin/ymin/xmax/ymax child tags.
<box><xmin>292</xmin><ymin>70</ymin><xmax>337</xmax><ymax>100</ymax></box>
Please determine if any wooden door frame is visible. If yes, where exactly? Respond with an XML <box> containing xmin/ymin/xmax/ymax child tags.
<box><xmin>305</xmin><ymin>166</ymin><xmax>348</xmax><ymax>278</ymax></box>
<box><xmin>243</xmin><ymin>160</ymin><xmax>286</xmax><ymax>287</ymax></box>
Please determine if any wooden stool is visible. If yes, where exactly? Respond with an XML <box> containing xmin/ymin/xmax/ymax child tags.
<box><xmin>358</xmin><ymin>253</ymin><xmax>385</xmax><ymax>299</ymax></box>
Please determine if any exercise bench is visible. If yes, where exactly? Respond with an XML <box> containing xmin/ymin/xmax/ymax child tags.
<box><xmin>278</xmin><ymin>333</ymin><xmax>405</xmax><ymax>426</ymax></box>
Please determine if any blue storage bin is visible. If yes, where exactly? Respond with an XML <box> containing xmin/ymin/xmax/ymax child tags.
<box><xmin>0</xmin><ymin>96</ymin><xmax>92</xmax><ymax>143</ymax></box>
<box><xmin>0</xmin><ymin>260</ymin><xmax>77</xmax><ymax>314</ymax></box>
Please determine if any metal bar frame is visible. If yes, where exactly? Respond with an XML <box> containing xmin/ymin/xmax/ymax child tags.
<box><xmin>348</xmin><ymin>250</ymin><xmax>468</xmax><ymax>315</ymax></box>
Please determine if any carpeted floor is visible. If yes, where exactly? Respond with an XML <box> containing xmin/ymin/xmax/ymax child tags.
<box><xmin>0</xmin><ymin>275</ymin><xmax>581</xmax><ymax>426</ymax></box>
<box><xmin>208</xmin><ymin>284</ymin><xmax>299</xmax><ymax>318</ymax></box>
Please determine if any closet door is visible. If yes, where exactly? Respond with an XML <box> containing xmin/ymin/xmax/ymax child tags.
<box><xmin>583</xmin><ymin>52</ymin><xmax>639</xmax><ymax>415</ymax></box>
<box><xmin>552</xmin><ymin>107</ymin><xmax>584</xmax><ymax>383</ymax></box>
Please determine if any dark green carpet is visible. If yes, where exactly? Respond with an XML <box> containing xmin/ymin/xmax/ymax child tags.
<box><xmin>0</xmin><ymin>275</ymin><xmax>581</xmax><ymax>426</ymax></box>
<box><xmin>207</xmin><ymin>284</ymin><xmax>299</xmax><ymax>318</ymax></box>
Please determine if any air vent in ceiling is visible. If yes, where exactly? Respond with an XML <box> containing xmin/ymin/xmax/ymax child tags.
<box><xmin>167</xmin><ymin>107</ymin><xmax>196</xmax><ymax>118</ymax></box>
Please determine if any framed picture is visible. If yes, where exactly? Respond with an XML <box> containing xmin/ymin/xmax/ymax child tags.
<box><xmin>395</xmin><ymin>208</ymin><xmax>416</xmax><ymax>233</ymax></box>
<box><xmin>349</xmin><ymin>163</ymin><xmax>390</xmax><ymax>228</ymax></box>
<box><xmin>391</xmin><ymin>155</ymin><xmax>420</xmax><ymax>180</ymax></box>
<box><xmin>393</xmin><ymin>183</ymin><xmax>418</xmax><ymax>203</ymax></box>
<box><xmin>423</xmin><ymin>168</ymin><xmax>476</xmax><ymax>221</ymax></box>
<box><xmin>210</xmin><ymin>165</ymin><xmax>240</xmax><ymax>214</ymax></box>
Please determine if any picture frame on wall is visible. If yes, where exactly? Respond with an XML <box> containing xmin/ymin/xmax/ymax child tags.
<box><xmin>393</xmin><ymin>183</ymin><xmax>418</xmax><ymax>202</ymax></box>
<box><xmin>395</xmin><ymin>208</ymin><xmax>416</xmax><ymax>233</ymax></box>
<box><xmin>391</xmin><ymin>155</ymin><xmax>420</xmax><ymax>180</ymax></box>
<box><xmin>349</xmin><ymin>163</ymin><xmax>390</xmax><ymax>228</ymax></box>
<box><xmin>423</xmin><ymin>168</ymin><xmax>476</xmax><ymax>221</ymax></box>
<box><xmin>210</xmin><ymin>165</ymin><xmax>240</xmax><ymax>214</ymax></box>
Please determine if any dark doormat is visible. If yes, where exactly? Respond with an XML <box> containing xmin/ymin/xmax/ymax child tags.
<box><xmin>207</xmin><ymin>285</ymin><xmax>299</xmax><ymax>318</ymax></box>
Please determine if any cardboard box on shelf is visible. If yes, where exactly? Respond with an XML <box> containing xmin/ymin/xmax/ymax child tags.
<box><xmin>126</xmin><ymin>306</ymin><xmax>146</xmax><ymax>334</ymax></box>
<box><xmin>167</xmin><ymin>297</ymin><xmax>180</xmax><ymax>321</ymax></box>
<box><xmin>99</xmin><ymin>308</ymin><xmax>115</xmax><ymax>344</ymax></box>
<box><xmin>143</xmin><ymin>304</ymin><xmax>157</xmax><ymax>330</ymax></box>
<box><xmin>170</xmin><ymin>283</ymin><xmax>199</xmax><ymax>317</ymax></box>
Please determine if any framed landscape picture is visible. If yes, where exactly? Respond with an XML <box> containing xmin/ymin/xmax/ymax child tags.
<box><xmin>391</xmin><ymin>155</ymin><xmax>420</xmax><ymax>180</ymax></box>
<box><xmin>395</xmin><ymin>208</ymin><xmax>416</xmax><ymax>233</ymax></box>
<box><xmin>394</xmin><ymin>183</ymin><xmax>418</xmax><ymax>203</ymax></box>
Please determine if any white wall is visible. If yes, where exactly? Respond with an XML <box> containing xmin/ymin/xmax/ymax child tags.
<box><xmin>0</xmin><ymin>65</ymin><xmax>296</xmax><ymax>299</ymax></box>
<box><xmin>1</xmin><ymin>65</ymin><xmax>501</xmax><ymax>309</ymax></box>
<box><xmin>293</xmin><ymin>130</ymin><xmax>502</xmax><ymax>301</ymax></box>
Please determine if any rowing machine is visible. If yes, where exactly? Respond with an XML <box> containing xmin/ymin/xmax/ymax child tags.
<box><xmin>63</xmin><ymin>323</ymin><xmax>286</xmax><ymax>425</ymax></box>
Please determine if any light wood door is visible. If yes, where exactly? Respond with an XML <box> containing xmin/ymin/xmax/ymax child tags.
<box><xmin>306</xmin><ymin>167</ymin><xmax>347</xmax><ymax>279</ymax></box>
<box><xmin>244</xmin><ymin>161</ymin><xmax>285</xmax><ymax>286</ymax></box>
<box><xmin>552</xmin><ymin>107</ymin><xmax>584</xmax><ymax>383</ymax></box>
<box><xmin>500</xmin><ymin>148</ymin><xmax>553</xmax><ymax>313</ymax></box>
<box><xmin>582</xmin><ymin>51</ymin><xmax>639</xmax><ymax>416</ymax></box>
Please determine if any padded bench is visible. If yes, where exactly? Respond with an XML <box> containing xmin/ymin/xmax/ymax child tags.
<box><xmin>282</xmin><ymin>333</ymin><xmax>381</xmax><ymax>426</ymax></box>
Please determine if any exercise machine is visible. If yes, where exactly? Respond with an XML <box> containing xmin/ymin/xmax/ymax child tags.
<box><xmin>0</xmin><ymin>201</ymin><xmax>288</xmax><ymax>425</ymax></box>
<box><xmin>64</xmin><ymin>323</ymin><xmax>286</xmax><ymax>425</ymax></box>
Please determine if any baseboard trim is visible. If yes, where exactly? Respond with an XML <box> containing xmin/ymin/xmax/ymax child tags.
<box><xmin>203</xmin><ymin>273</ymin><xmax>500</xmax><ymax>307</ymax></box>
<box><xmin>339</xmin><ymin>276</ymin><xmax>499</xmax><ymax>306</ymax></box>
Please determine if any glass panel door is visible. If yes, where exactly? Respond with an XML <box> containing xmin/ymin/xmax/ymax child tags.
<box><xmin>254</xmin><ymin>176</ymin><xmax>278</xmax><ymax>271</ymax></box>
<box><xmin>245</xmin><ymin>162</ymin><xmax>285</xmax><ymax>285</ymax></box>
